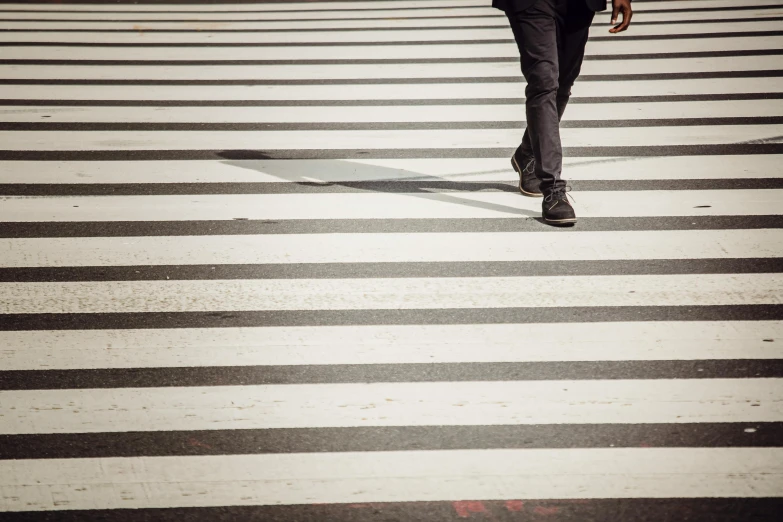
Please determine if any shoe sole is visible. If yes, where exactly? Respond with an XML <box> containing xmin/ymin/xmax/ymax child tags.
<box><xmin>543</xmin><ymin>216</ymin><xmax>577</xmax><ymax>225</ymax></box>
<box><xmin>511</xmin><ymin>156</ymin><xmax>543</xmax><ymax>198</ymax></box>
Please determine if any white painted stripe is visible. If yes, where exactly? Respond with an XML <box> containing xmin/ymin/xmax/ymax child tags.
<box><xmin>1</xmin><ymin>1</ymin><xmax>781</xmax><ymax>21</ymax></box>
<box><xmin>0</xmin><ymin>20</ymin><xmax>518</xmax><ymax>31</ymax></box>
<box><xmin>1</xmin><ymin>0</ymin><xmax>773</xmax><ymax>12</ymax></box>
<box><xmin>13</xmin><ymin>29</ymin><xmax>539</xmax><ymax>45</ymax></box>
<box><xmin>3</xmin><ymin>100</ymin><xmax>780</xmax><ymax>123</ymax></box>
<box><xmin>2</xmin><ymin>55</ymin><xmax>780</xmax><ymax>80</ymax></box>
<box><xmin>2</xmin><ymin>10</ymin><xmax>780</xmax><ymax>30</ymax></box>
<box><xmin>2</xmin><ymin>20</ymin><xmax>781</xmax><ymax>43</ymax></box>
<box><xmin>2</xmin><ymin>448</ymin><xmax>783</xmax><ymax>511</ymax></box>
<box><xmin>3</xmin><ymin>230</ymin><xmax>780</xmax><ymax>268</ymax></box>
<box><xmin>3</xmin><ymin>321</ymin><xmax>781</xmax><ymax>371</ymax></box>
<box><xmin>2</xmin><ymin>157</ymin><xmax>780</xmax><ymax>184</ymax></box>
<box><xmin>1</xmin><ymin>274</ymin><xmax>780</xmax><ymax>314</ymax></box>
<box><xmin>2</xmin><ymin>37</ymin><xmax>777</xmax><ymax>60</ymax></box>
<box><xmin>6</xmin><ymin>28</ymin><xmax>504</xmax><ymax>44</ymax></box>
<box><xmin>0</xmin><ymin>7</ymin><xmax>505</xmax><ymax>21</ymax></box>
<box><xmin>2</xmin><ymin>78</ymin><xmax>777</xmax><ymax>100</ymax></box>
<box><xmin>2</xmin><ymin>190</ymin><xmax>779</xmax><ymax>221</ymax></box>
<box><xmin>0</xmin><ymin>0</ymin><xmax>489</xmax><ymax>12</ymax></box>
<box><xmin>2</xmin><ymin>378</ymin><xmax>782</xmax><ymax>434</ymax></box>
<box><xmin>636</xmin><ymin>0</ymin><xmax>783</xmax><ymax>12</ymax></box>
<box><xmin>1</xmin><ymin>125</ymin><xmax>780</xmax><ymax>151</ymax></box>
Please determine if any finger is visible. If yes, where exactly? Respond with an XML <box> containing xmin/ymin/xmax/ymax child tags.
<box><xmin>610</xmin><ymin>5</ymin><xmax>619</xmax><ymax>25</ymax></box>
<box><xmin>617</xmin><ymin>7</ymin><xmax>633</xmax><ymax>32</ymax></box>
<box><xmin>610</xmin><ymin>7</ymin><xmax>632</xmax><ymax>33</ymax></box>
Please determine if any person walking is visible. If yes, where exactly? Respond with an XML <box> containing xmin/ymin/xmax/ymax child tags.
<box><xmin>493</xmin><ymin>0</ymin><xmax>632</xmax><ymax>224</ymax></box>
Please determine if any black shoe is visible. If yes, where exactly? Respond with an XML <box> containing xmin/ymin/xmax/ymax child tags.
<box><xmin>511</xmin><ymin>151</ymin><xmax>542</xmax><ymax>197</ymax></box>
<box><xmin>542</xmin><ymin>185</ymin><xmax>576</xmax><ymax>225</ymax></box>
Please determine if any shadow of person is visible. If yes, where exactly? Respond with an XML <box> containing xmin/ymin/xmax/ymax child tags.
<box><xmin>214</xmin><ymin>150</ymin><xmax>541</xmax><ymax>219</ymax></box>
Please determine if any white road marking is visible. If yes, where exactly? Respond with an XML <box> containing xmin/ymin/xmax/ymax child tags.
<box><xmin>3</xmin><ymin>100</ymin><xmax>781</xmax><ymax>122</ymax></box>
<box><xmin>2</xmin><ymin>448</ymin><xmax>783</xmax><ymax>511</ymax></box>
<box><xmin>1</xmin><ymin>78</ymin><xmax>777</xmax><ymax>100</ymax></box>
<box><xmin>2</xmin><ymin>378</ymin><xmax>782</xmax><ymax>434</ymax></box>
<box><xmin>1</xmin><ymin>190</ymin><xmax>779</xmax><ymax>221</ymax></box>
<box><xmin>1</xmin><ymin>273</ymin><xmax>781</xmax><ymax>314</ymax></box>
<box><xmin>1</xmin><ymin>37</ymin><xmax>778</xmax><ymax>60</ymax></box>
<box><xmin>1</xmin><ymin>156</ymin><xmax>780</xmax><ymax>183</ymax></box>
<box><xmin>2</xmin><ymin>230</ymin><xmax>780</xmax><ymax>267</ymax></box>
<box><xmin>2</xmin><ymin>321</ymin><xmax>780</xmax><ymax>370</ymax></box>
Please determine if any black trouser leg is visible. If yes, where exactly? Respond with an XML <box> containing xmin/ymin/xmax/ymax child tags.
<box><xmin>507</xmin><ymin>0</ymin><xmax>594</xmax><ymax>193</ymax></box>
<box><xmin>516</xmin><ymin>96</ymin><xmax>569</xmax><ymax>160</ymax></box>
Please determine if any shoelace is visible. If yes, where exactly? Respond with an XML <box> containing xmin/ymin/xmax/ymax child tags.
<box><xmin>523</xmin><ymin>158</ymin><xmax>535</xmax><ymax>174</ymax></box>
<box><xmin>544</xmin><ymin>184</ymin><xmax>575</xmax><ymax>203</ymax></box>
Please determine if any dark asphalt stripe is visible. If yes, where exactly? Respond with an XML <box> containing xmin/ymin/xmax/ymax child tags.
<box><xmin>3</xmin><ymin>70</ymin><xmax>782</xmax><ymax>86</ymax></box>
<box><xmin>0</xmin><ymin>145</ymin><xmax>780</xmax><ymax>162</ymax></box>
<box><xmin>0</xmin><ymin>6</ymin><xmax>492</xmax><ymax>15</ymax></box>
<box><xmin>0</xmin><ymin>5</ymin><xmax>495</xmax><ymax>15</ymax></box>
<box><xmin>1</xmin><ymin>48</ymin><xmax>780</xmax><ymax>65</ymax></box>
<box><xmin>3</xmin><ymin>93</ymin><xmax>782</xmax><ymax>106</ymax></box>
<box><xmin>4</xmin><ymin>499</ymin><xmax>783</xmax><ymax>522</ymax></box>
<box><xmin>0</xmin><ymin>0</ymin><xmax>455</xmax><ymax>3</ymax></box>
<box><xmin>4</xmin><ymin>179</ymin><xmax>783</xmax><ymax>197</ymax></box>
<box><xmin>2</xmin><ymin>117</ymin><xmax>781</xmax><ymax>132</ymax></box>
<box><xmin>4</xmin><ymin>360</ymin><xmax>783</xmax><ymax>390</ymax></box>
<box><xmin>0</xmin><ymin>0</ymin><xmax>765</xmax><ymax>3</ymax></box>
<box><xmin>0</xmin><ymin>0</ymin><xmax>430</xmax><ymax>3</ymax></box>
<box><xmin>2</xmin><ymin>423</ymin><xmax>783</xmax><ymax>461</ymax></box>
<box><xmin>2</xmin><ymin>17</ymin><xmax>782</xmax><ymax>31</ymax></box>
<box><xmin>0</xmin><ymin>0</ymin><xmax>433</xmax><ymax>4</ymax></box>
<box><xmin>3</xmin><ymin>31</ymin><xmax>780</xmax><ymax>46</ymax></box>
<box><xmin>1</xmin><ymin>305</ymin><xmax>781</xmax><ymax>331</ymax></box>
<box><xmin>0</xmin><ymin>16</ymin><xmax>494</xmax><ymax>24</ymax></box>
<box><xmin>5</xmin><ymin>259</ymin><xmax>782</xmax><ymax>284</ymax></box>
<box><xmin>3</xmin><ymin>216</ymin><xmax>782</xmax><ymax>238</ymax></box>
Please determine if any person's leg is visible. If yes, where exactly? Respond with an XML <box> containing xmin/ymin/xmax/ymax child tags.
<box><xmin>505</xmin><ymin>0</ymin><xmax>562</xmax><ymax>194</ymax></box>
<box><xmin>516</xmin><ymin>98</ymin><xmax>567</xmax><ymax>158</ymax></box>
<box><xmin>532</xmin><ymin>0</ymin><xmax>594</xmax><ymax>224</ymax></box>
<box><xmin>517</xmin><ymin>0</ymin><xmax>594</xmax><ymax>170</ymax></box>
<box><xmin>557</xmin><ymin>0</ymin><xmax>595</xmax><ymax>123</ymax></box>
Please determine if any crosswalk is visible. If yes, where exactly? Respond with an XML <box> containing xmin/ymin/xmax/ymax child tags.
<box><xmin>0</xmin><ymin>0</ymin><xmax>782</xmax><ymax>520</ymax></box>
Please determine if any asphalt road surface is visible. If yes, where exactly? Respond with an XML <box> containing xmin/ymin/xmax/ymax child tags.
<box><xmin>0</xmin><ymin>0</ymin><xmax>782</xmax><ymax>520</ymax></box>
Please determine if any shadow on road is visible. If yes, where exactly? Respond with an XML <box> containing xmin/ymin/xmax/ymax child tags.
<box><xmin>215</xmin><ymin>150</ymin><xmax>540</xmax><ymax>218</ymax></box>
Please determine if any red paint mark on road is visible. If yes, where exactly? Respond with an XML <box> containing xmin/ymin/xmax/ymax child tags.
<box><xmin>533</xmin><ymin>506</ymin><xmax>560</xmax><ymax>515</ymax></box>
<box><xmin>505</xmin><ymin>500</ymin><xmax>525</xmax><ymax>512</ymax></box>
<box><xmin>453</xmin><ymin>501</ymin><xmax>488</xmax><ymax>518</ymax></box>
<box><xmin>187</xmin><ymin>437</ymin><xmax>212</xmax><ymax>449</ymax></box>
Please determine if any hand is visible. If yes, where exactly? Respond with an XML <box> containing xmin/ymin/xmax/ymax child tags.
<box><xmin>609</xmin><ymin>0</ymin><xmax>632</xmax><ymax>33</ymax></box>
